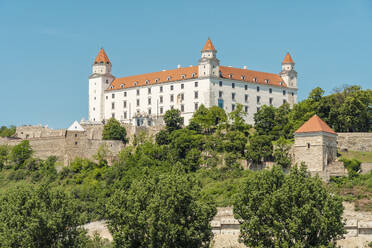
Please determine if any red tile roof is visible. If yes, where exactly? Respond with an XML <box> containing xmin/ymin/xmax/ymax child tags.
<box><xmin>219</xmin><ymin>66</ymin><xmax>286</xmax><ymax>87</ymax></box>
<box><xmin>94</xmin><ymin>48</ymin><xmax>111</xmax><ymax>64</ymax></box>
<box><xmin>202</xmin><ymin>38</ymin><xmax>216</xmax><ymax>51</ymax></box>
<box><xmin>295</xmin><ymin>115</ymin><xmax>336</xmax><ymax>135</ymax></box>
<box><xmin>108</xmin><ymin>66</ymin><xmax>198</xmax><ymax>90</ymax></box>
<box><xmin>282</xmin><ymin>52</ymin><xmax>294</xmax><ymax>64</ymax></box>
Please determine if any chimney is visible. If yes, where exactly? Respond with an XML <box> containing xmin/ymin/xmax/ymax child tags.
<box><xmin>177</xmin><ymin>64</ymin><xmax>181</xmax><ymax>69</ymax></box>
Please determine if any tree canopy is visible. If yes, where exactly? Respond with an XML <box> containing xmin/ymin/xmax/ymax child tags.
<box><xmin>234</xmin><ymin>165</ymin><xmax>345</xmax><ymax>248</ymax></box>
<box><xmin>102</xmin><ymin>118</ymin><xmax>128</xmax><ymax>143</ymax></box>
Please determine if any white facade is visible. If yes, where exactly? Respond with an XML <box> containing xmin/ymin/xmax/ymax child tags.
<box><xmin>88</xmin><ymin>40</ymin><xmax>298</xmax><ymax>126</ymax></box>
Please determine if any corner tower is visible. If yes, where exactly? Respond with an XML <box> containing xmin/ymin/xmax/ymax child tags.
<box><xmin>89</xmin><ymin>48</ymin><xmax>115</xmax><ymax>123</ymax></box>
<box><xmin>198</xmin><ymin>38</ymin><xmax>220</xmax><ymax>78</ymax></box>
<box><xmin>280</xmin><ymin>52</ymin><xmax>297</xmax><ymax>88</ymax></box>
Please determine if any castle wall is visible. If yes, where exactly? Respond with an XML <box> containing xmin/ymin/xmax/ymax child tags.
<box><xmin>293</xmin><ymin>134</ymin><xmax>325</xmax><ymax>173</ymax></box>
<box><xmin>337</xmin><ymin>133</ymin><xmax>372</xmax><ymax>152</ymax></box>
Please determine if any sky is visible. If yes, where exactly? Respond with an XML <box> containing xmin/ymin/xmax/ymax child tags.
<box><xmin>0</xmin><ymin>0</ymin><xmax>371</xmax><ymax>129</ymax></box>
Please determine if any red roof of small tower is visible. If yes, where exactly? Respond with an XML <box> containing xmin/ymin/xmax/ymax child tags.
<box><xmin>94</xmin><ymin>48</ymin><xmax>111</xmax><ymax>64</ymax></box>
<box><xmin>202</xmin><ymin>38</ymin><xmax>216</xmax><ymax>51</ymax></box>
<box><xmin>295</xmin><ymin>115</ymin><xmax>336</xmax><ymax>135</ymax></box>
<box><xmin>282</xmin><ymin>52</ymin><xmax>294</xmax><ymax>64</ymax></box>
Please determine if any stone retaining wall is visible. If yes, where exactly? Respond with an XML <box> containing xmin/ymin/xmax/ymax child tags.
<box><xmin>337</xmin><ymin>133</ymin><xmax>372</xmax><ymax>152</ymax></box>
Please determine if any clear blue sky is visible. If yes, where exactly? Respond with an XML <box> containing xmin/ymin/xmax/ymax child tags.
<box><xmin>1</xmin><ymin>0</ymin><xmax>371</xmax><ymax>129</ymax></box>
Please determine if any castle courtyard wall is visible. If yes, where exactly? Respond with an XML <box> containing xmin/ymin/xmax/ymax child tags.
<box><xmin>337</xmin><ymin>133</ymin><xmax>372</xmax><ymax>152</ymax></box>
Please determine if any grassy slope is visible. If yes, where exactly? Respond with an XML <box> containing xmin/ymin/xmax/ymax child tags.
<box><xmin>340</xmin><ymin>150</ymin><xmax>372</xmax><ymax>163</ymax></box>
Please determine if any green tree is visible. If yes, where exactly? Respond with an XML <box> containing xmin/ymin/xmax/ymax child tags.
<box><xmin>102</xmin><ymin>118</ymin><xmax>128</xmax><ymax>143</ymax></box>
<box><xmin>245</xmin><ymin>134</ymin><xmax>272</xmax><ymax>164</ymax></box>
<box><xmin>9</xmin><ymin>140</ymin><xmax>33</xmax><ymax>168</ymax></box>
<box><xmin>106</xmin><ymin>169</ymin><xmax>216</xmax><ymax>248</ymax></box>
<box><xmin>228</xmin><ymin>104</ymin><xmax>251</xmax><ymax>134</ymax></box>
<box><xmin>189</xmin><ymin>105</ymin><xmax>227</xmax><ymax>134</ymax></box>
<box><xmin>0</xmin><ymin>145</ymin><xmax>10</xmax><ymax>170</ymax></box>
<box><xmin>155</xmin><ymin>129</ymin><xmax>170</xmax><ymax>145</ymax></box>
<box><xmin>0</xmin><ymin>125</ymin><xmax>16</xmax><ymax>137</ymax></box>
<box><xmin>272</xmin><ymin>137</ymin><xmax>292</xmax><ymax>169</ymax></box>
<box><xmin>234</xmin><ymin>165</ymin><xmax>344</xmax><ymax>248</ymax></box>
<box><xmin>163</xmin><ymin>109</ymin><xmax>184</xmax><ymax>133</ymax></box>
<box><xmin>0</xmin><ymin>184</ymin><xmax>88</xmax><ymax>247</ymax></box>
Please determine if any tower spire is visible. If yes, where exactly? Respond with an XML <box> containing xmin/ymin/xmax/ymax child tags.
<box><xmin>282</xmin><ymin>52</ymin><xmax>294</xmax><ymax>64</ymax></box>
<box><xmin>202</xmin><ymin>38</ymin><xmax>216</xmax><ymax>51</ymax></box>
<box><xmin>94</xmin><ymin>48</ymin><xmax>111</xmax><ymax>64</ymax></box>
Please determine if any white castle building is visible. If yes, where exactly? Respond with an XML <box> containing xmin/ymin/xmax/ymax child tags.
<box><xmin>88</xmin><ymin>39</ymin><xmax>298</xmax><ymax>126</ymax></box>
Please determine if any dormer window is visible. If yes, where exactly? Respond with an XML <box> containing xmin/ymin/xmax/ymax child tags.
<box><xmin>280</xmin><ymin>82</ymin><xmax>283</xmax><ymax>86</ymax></box>
<box><xmin>181</xmin><ymin>74</ymin><xmax>185</xmax><ymax>79</ymax></box>
<box><xmin>192</xmin><ymin>73</ymin><xmax>196</xmax><ymax>77</ymax></box>
<box><xmin>145</xmin><ymin>80</ymin><xmax>149</xmax><ymax>85</ymax></box>
<box><xmin>155</xmin><ymin>78</ymin><xmax>159</xmax><ymax>83</ymax></box>
<box><xmin>253</xmin><ymin>78</ymin><xmax>257</xmax><ymax>82</ymax></box>
<box><xmin>229</xmin><ymin>74</ymin><xmax>233</xmax><ymax>79</ymax></box>
<box><xmin>120</xmin><ymin>84</ymin><xmax>124</xmax><ymax>88</ymax></box>
<box><xmin>167</xmin><ymin>76</ymin><xmax>171</xmax><ymax>81</ymax></box>
<box><xmin>134</xmin><ymin>81</ymin><xmax>138</xmax><ymax>86</ymax></box>
<box><xmin>265</xmin><ymin>79</ymin><xmax>269</xmax><ymax>84</ymax></box>
<box><xmin>110</xmin><ymin>86</ymin><xmax>114</xmax><ymax>89</ymax></box>
<box><xmin>106</xmin><ymin>80</ymin><xmax>109</xmax><ymax>84</ymax></box>
<box><xmin>241</xmin><ymin>75</ymin><xmax>245</xmax><ymax>80</ymax></box>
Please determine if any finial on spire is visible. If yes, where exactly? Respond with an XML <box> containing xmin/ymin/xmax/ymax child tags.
<box><xmin>282</xmin><ymin>52</ymin><xmax>294</xmax><ymax>64</ymax></box>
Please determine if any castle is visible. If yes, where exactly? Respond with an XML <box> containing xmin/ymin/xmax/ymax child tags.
<box><xmin>88</xmin><ymin>38</ymin><xmax>298</xmax><ymax>125</ymax></box>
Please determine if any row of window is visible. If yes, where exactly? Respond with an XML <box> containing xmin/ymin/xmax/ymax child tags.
<box><xmin>217</xmin><ymin>81</ymin><xmax>292</xmax><ymax>96</ymax></box>
<box><xmin>111</xmin><ymin>102</ymin><xmax>201</xmax><ymax>119</ymax></box>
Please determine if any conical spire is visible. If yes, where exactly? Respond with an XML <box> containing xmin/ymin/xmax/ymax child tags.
<box><xmin>94</xmin><ymin>48</ymin><xmax>111</xmax><ymax>64</ymax></box>
<box><xmin>202</xmin><ymin>38</ymin><xmax>216</xmax><ymax>51</ymax></box>
<box><xmin>282</xmin><ymin>52</ymin><xmax>294</xmax><ymax>64</ymax></box>
<box><xmin>295</xmin><ymin>115</ymin><xmax>336</xmax><ymax>135</ymax></box>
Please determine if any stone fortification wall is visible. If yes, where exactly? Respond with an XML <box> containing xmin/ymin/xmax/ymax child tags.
<box><xmin>15</xmin><ymin>125</ymin><xmax>66</xmax><ymax>139</ymax></box>
<box><xmin>337</xmin><ymin>133</ymin><xmax>372</xmax><ymax>152</ymax></box>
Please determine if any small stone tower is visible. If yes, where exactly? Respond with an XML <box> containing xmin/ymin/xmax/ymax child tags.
<box><xmin>198</xmin><ymin>38</ymin><xmax>220</xmax><ymax>78</ymax></box>
<box><xmin>293</xmin><ymin>115</ymin><xmax>338</xmax><ymax>180</ymax></box>
<box><xmin>89</xmin><ymin>48</ymin><xmax>115</xmax><ymax>123</ymax></box>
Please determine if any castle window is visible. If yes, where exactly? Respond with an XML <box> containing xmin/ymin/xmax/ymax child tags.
<box><xmin>232</xmin><ymin>104</ymin><xmax>235</xmax><ymax>111</ymax></box>
<box><xmin>106</xmin><ymin>96</ymin><xmax>108</xmax><ymax>99</ymax></box>
<box><xmin>195</xmin><ymin>81</ymin><xmax>198</xmax><ymax>87</ymax></box>
<box><xmin>137</xmin><ymin>99</ymin><xmax>140</xmax><ymax>106</ymax></box>
<box><xmin>106</xmin><ymin>80</ymin><xmax>109</xmax><ymax>84</ymax></box>
<box><xmin>148</xmin><ymin>98</ymin><xmax>151</xmax><ymax>105</ymax></box>
<box><xmin>245</xmin><ymin>85</ymin><xmax>248</xmax><ymax>90</ymax></box>
<box><xmin>181</xmin><ymin>84</ymin><xmax>184</xmax><ymax>89</ymax></box>
<box><xmin>192</xmin><ymin>73</ymin><xmax>196</xmax><ymax>77</ymax></box>
<box><xmin>124</xmin><ymin>92</ymin><xmax>127</xmax><ymax>97</ymax></box>
<box><xmin>112</xmin><ymin>102</ymin><xmax>115</xmax><ymax>109</ymax></box>
<box><xmin>181</xmin><ymin>74</ymin><xmax>185</xmax><ymax>79</ymax></box>
<box><xmin>219</xmin><ymin>81</ymin><xmax>223</xmax><ymax>87</ymax></box>
<box><xmin>253</xmin><ymin>77</ymin><xmax>257</xmax><ymax>82</ymax></box>
<box><xmin>269</xmin><ymin>88</ymin><xmax>272</xmax><ymax>94</ymax></box>
<box><xmin>257</xmin><ymin>86</ymin><xmax>260</xmax><ymax>92</ymax></box>
<box><xmin>145</xmin><ymin>80</ymin><xmax>149</xmax><ymax>85</ymax></box>
<box><xmin>307</xmin><ymin>143</ymin><xmax>311</xmax><ymax>149</ymax></box>
<box><xmin>160</xmin><ymin>86</ymin><xmax>163</xmax><ymax>92</ymax></box>
<box><xmin>148</xmin><ymin>88</ymin><xmax>151</xmax><ymax>94</ymax></box>
<box><xmin>257</xmin><ymin>107</ymin><xmax>260</xmax><ymax>112</ymax></box>
<box><xmin>74</xmin><ymin>134</ymin><xmax>78</xmax><ymax>137</ymax></box>
<box><xmin>134</xmin><ymin>82</ymin><xmax>138</xmax><ymax>86</ymax></box>
<box><xmin>124</xmin><ymin>101</ymin><xmax>127</xmax><ymax>108</ymax></box>
<box><xmin>171</xmin><ymin>105</ymin><xmax>174</xmax><ymax>109</ymax></box>
<box><xmin>75</xmin><ymin>141</ymin><xmax>78</xmax><ymax>145</ymax></box>
<box><xmin>195</xmin><ymin>102</ymin><xmax>199</xmax><ymax>110</ymax></box>
<box><xmin>283</xmin><ymin>90</ymin><xmax>286</xmax><ymax>96</ymax></box>
<box><xmin>155</xmin><ymin>78</ymin><xmax>159</xmax><ymax>83</ymax></box>
<box><xmin>283</xmin><ymin>99</ymin><xmax>287</xmax><ymax>104</ymax></box>
<box><xmin>229</xmin><ymin>74</ymin><xmax>233</xmax><ymax>79</ymax></box>
<box><xmin>160</xmin><ymin>96</ymin><xmax>163</xmax><ymax>103</ymax></box>
<box><xmin>245</xmin><ymin>94</ymin><xmax>248</xmax><ymax>102</ymax></box>
<box><xmin>292</xmin><ymin>92</ymin><xmax>294</xmax><ymax>96</ymax></box>
<box><xmin>170</xmin><ymin>94</ymin><xmax>174</xmax><ymax>102</ymax></box>
<box><xmin>241</xmin><ymin>75</ymin><xmax>245</xmax><ymax>80</ymax></box>
<box><xmin>181</xmin><ymin>93</ymin><xmax>184</xmax><ymax>101</ymax></box>
<box><xmin>112</xmin><ymin>113</ymin><xmax>115</xmax><ymax>118</ymax></box>
<box><xmin>148</xmin><ymin>108</ymin><xmax>152</xmax><ymax>115</ymax></box>
<box><xmin>232</xmin><ymin>93</ymin><xmax>235</xmax><ymax>101</ymax></box>
<box><xmin>219</xmin><ymin>91</ymin><xmax>223</xmax><ymax>98</ymax></box>
<box><xmin>232</xmin><ymin>83</ymin><xmax>235</xmax><ymax>89</ymax></box>
<box><xmin>167</xmin><ymin>76</ymin><xmax>171</xmax><ymax>81</ymax></box>
<box><xmin>170</xmin><ymin>85</ymin><xmax>174</xmax><ymax>91</ymax></box>
<box><xmin>120</xmin><ymin>84</ymin><xmax>124</xmax><ymax>88</ymax></box>
<box><xmin>136</xmin><ymin>89</ymin><xmax>140</xmax><ymax>96</ymax></box>
<box><xmin>112</xmin><ymin>93</ymin><xmax>115</xmax><ymax>99</ymax></box>
<box><xmin>181</xmin><ymin>104</ymin><xmax>184</xmax><ymax>112</ymax></box>
<box><xmin>160</xmin><ymin>107</ymin><xmax>163</xmax><ymax>114</ymax></box>
<box><xmin>94</xmin><ymin>97</ymin><xmax>96</xmax><ymax>100</ymax></box>
<box><xmin>93</xmin><ymin>107</ymin><xmax>95</xmax><ymax>111</ymax></box>
<box><xmin>124</xmin><ymin>112</ymin><xmax>127</xmax><ymax>119</ymax></box>
<box><xmin>257</xmin><ymin>96</ymin><xmax>261</xmax><ymax>104</ymax></box>
<box><xmin>269</xmin><ymin>98</ymin><xmax>273</xmax><ymax>105</ymax></box>
<box><xmin>194</xmin><ymin>91</ymin><xmax>198</xmax><ymax>99</ymax></box>
<box><xmin>265</xmin><ymin>79</ymin><xmax>269</xmax><ymax>84</ymax></box>
<box><xmin>245</xmin><ymin>106</ymin><xmax>248</xmax><ymax>113</ymax></box>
